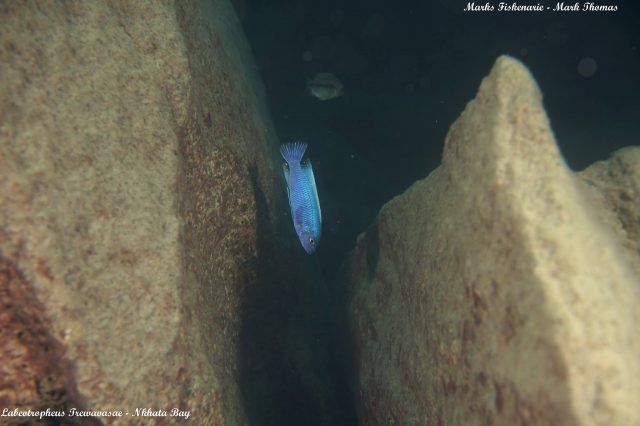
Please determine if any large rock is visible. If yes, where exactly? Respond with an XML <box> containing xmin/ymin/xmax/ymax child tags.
<box><xmin>346</xmin><ymin>56</ymin><xmax>640</xmax><ymax>425</ymax></box>
<box><xmin>0</xmin><ymin>0</ymin><xmax>283</xmax><ymax>424</ymax></box>
<box><xmin>578</xmin><ymin>147</ymin><xmax>640</xmax><ymax>258</ymax></box>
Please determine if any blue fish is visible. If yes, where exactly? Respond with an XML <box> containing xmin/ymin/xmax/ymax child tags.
<box><xmin>280</xmin><ymin>142</ymin><xmax>322</xmax><ymax>254</ymax></box>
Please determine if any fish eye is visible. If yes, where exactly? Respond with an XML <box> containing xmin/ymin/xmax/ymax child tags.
<box><xmin>309</xmin><ymin>237</ymin><xmax>316</xmax><ymax>246</ymax></box>
<box><xmin>283</xmin><ymin>161</ymin><xmax>289</xmax><ymax>169</ymax></box>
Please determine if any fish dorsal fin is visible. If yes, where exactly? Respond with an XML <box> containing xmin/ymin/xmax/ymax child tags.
<box><xmin>282</xmin><ymin>162</ymin><xmax>292</xmax><ymax>211</ymax></box>
<box><xmin>283</xmin><ymin>162</ymin><xmax>291</xmax><ymax>187</ymax></box>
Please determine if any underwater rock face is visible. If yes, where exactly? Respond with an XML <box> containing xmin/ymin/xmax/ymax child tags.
<box><xmin>346</xmin><ymin>56</ymin><xmax>640</xmax><ymax>425</ymax></box>
<box><xmin>1</xmin><ymin>0</ymin><xmax>281</xmax><ymax>424</ymax></box>
<box><xmin>578</xmin><ymin>147</ymin><xmax>640</xmax><ymax>261</ymax></box>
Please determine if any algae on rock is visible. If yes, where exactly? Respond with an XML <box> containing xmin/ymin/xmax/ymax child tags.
<box><xmin>0</xmin><ymin>0</ymin><xmax>285</xmax><ymax>424</ymax></box>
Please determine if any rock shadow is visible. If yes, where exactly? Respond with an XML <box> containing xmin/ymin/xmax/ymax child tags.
<box><xmin>238</xmin><ymin>167</ymin><xmax>359</xmax><ymax>426</ymax></box>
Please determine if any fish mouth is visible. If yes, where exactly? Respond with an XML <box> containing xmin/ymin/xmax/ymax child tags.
<box><xmin>299</xmin><ymin>235</ymin><xmax>320</xmax><ymax>254</ymax></box>
<box><xmin>301</xmin><ymin>242</ymin><xmax>317</xmax><ymax>254</ymax></box>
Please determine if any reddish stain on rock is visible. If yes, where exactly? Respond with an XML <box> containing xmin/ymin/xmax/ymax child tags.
<box><xmin>0</xmin><ymin>257</ymin><xmax>100</xmax><ymax>424</ymax></box>
<box><xmin>36</xmin><ymin>258</ymin><xmax>54</xmax><ymax>281</ymax></box>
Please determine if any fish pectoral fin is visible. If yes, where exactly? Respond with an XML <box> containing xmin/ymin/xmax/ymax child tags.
<box><xmin>294</xmin><ymin>207</ymin><xmax>304</xmax><ymax>227</ymax></box>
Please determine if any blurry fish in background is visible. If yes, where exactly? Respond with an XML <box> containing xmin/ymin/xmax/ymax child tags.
<box><xmin>306</xmin><ymin>72</ymin><xmax>343</xmax><ymax>101</ymax></box>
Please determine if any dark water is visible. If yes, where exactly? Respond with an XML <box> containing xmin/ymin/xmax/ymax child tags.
<box><xmin>235</xmin><ymin>1</ymin><xmax>640</xmax><ymax>424</ymax></box>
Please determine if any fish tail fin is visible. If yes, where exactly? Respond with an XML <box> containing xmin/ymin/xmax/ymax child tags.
<box><xmin>280</xmin><ymin>142</ymin><xmax>308</xmax><ymax>164</ymax></box>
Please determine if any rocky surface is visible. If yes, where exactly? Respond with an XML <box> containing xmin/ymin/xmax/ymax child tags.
<box><xmin>346</xmin><ymin>56</ymin><xmax>640</xmax><ymax>425</ymax></box>
<box><xmin>578</xmin><ymin>147</ymin><xmax>640</xmax><ymax>261</ymax></box>
<box><xmin>0</xmin><ymin>1</ymin><xmax>284</xmax><ymax>424</ymax></box>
